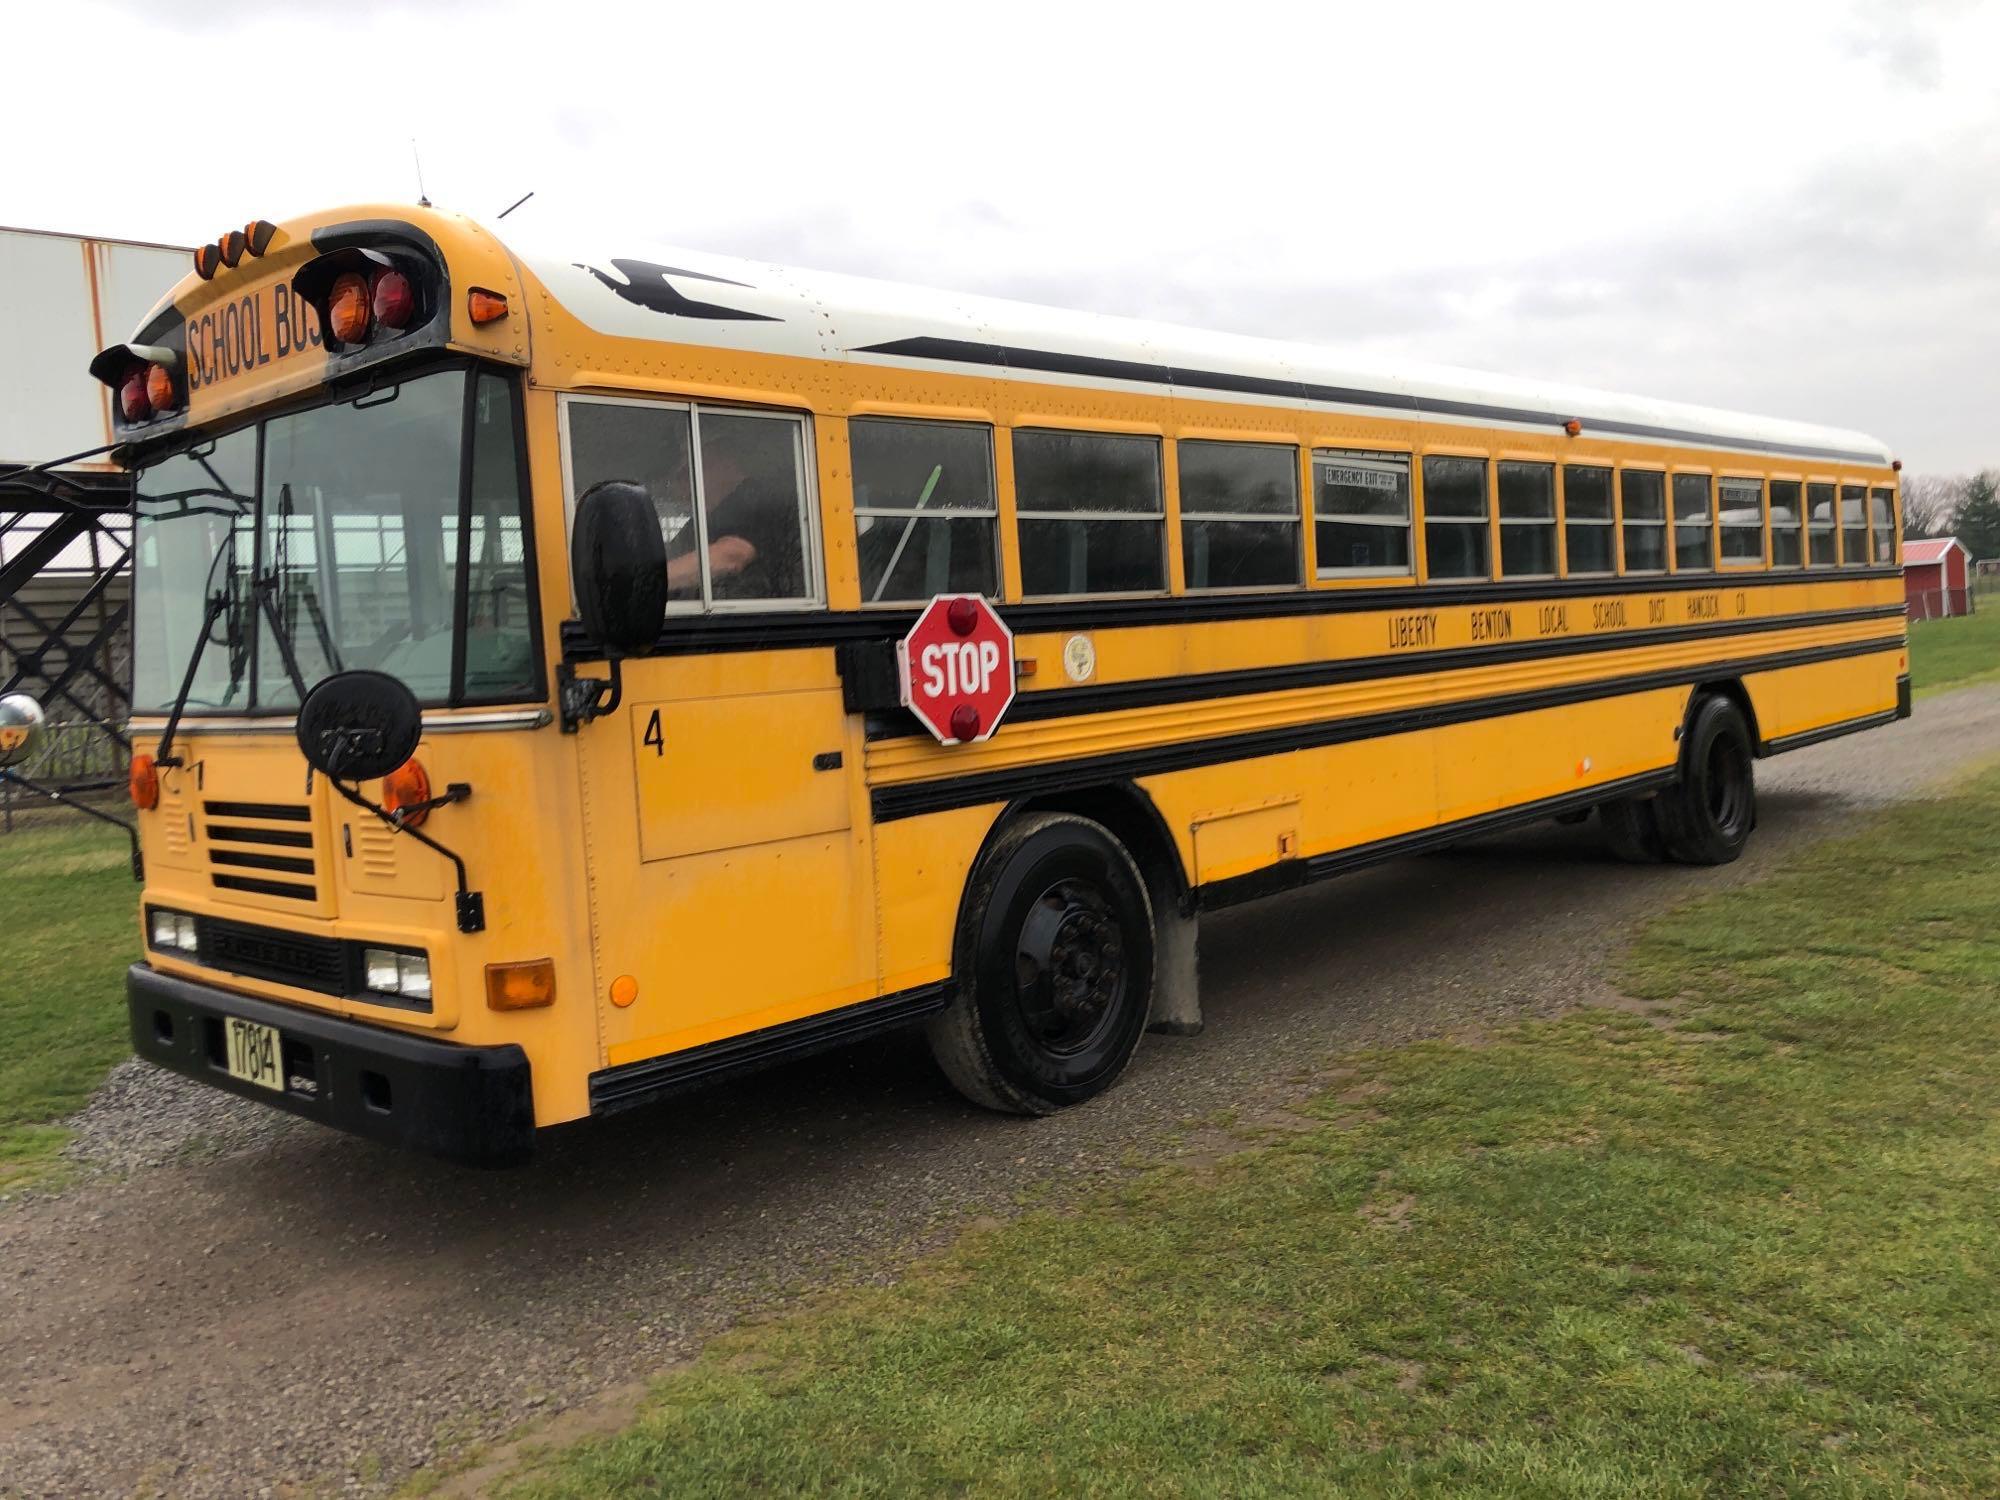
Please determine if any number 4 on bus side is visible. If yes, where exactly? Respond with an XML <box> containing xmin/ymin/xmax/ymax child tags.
<box><xmin>643</xmin><ymin>709</ymin><xmax>664</xmax><ymax>757</ymax></box>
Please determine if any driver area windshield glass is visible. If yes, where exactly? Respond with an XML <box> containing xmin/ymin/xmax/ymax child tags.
<box><xmin>130</xmin><ymin>367</ymin><xmax>536</xmax><ymax>713</ymax></box>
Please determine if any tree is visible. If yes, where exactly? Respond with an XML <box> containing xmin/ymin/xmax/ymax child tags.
<box><xmin>1951</xmin><ymin>471</ymin><xmax>2000</xmax><ymax>564</ymax></box>
<box><xmin>1901</xmin><ymin>472</ymin><xmax>1967</xmax><ymax>538</ymax></box>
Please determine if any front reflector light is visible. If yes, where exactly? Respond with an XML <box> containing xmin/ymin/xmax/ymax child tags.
<box><xmin>328</xmin><ymin>271</ymin><xmax>372</xmax><ymax>343</ymax></box>
<box><xmin>364</xmin><ymin>948</ymin><xmax>403</xmax><ymax>992</ymax></box>
<box><xmin>371</xmin><ymin>268</ymin><xmax>416</xmax><ymax>330</ymax></box>
<box><xmin>486</xmin><ymin>959</ymin><xmax>555</xmax><ymax>1011</ymax></box>
<box><xmin>119</xmin><ymin>372</ymin><xmax>150</xmax><ymax>423</ymax></box>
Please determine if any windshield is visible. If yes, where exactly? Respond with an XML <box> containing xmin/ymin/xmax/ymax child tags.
<box><xmin>131</xmin><ymin>366</ymin><xmax>537</xmax><ymax>712</ymax></box>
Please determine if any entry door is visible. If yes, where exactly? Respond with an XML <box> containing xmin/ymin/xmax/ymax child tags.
<box><xmin>561</xmin><ymin>393</ymin><xmax>876</xmax><ymax>1069</ymax></box>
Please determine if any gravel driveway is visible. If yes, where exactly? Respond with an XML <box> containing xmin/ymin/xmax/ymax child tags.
<box><xmin>6</xmin><ymin>684</ymin><xmax>1999</xmax><ymax>1499</ymax></box>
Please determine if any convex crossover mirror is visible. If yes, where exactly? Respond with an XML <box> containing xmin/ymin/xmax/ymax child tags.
<box><xmin>0</xmin><ymin>692</ymin><xmax>47</xmax><ymax>768</ymax></box>
<box><xmin>295</xmin><ymin>671</ymin><xmax>423</xmax><ymax>782</ymax></box>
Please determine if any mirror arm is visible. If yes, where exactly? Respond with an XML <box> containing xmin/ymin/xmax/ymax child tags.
<box><xmin>556</xmin><ymin>656</ymin><xmax>623</xmax><ymax>734</ymax></box>
<box><xmin>0</xmin><ymin>768</ymin><xmax>143</xmax><ymax>879</ymax></box>
<box><xmin>326</xmin><ymin>777</ymin><xmax>485</xmax><ymax>933</ymax></box>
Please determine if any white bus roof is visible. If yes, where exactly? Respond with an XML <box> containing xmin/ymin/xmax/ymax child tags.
<box><xmin>516</xmin><ymin>233</ymin><xmax>1894</xmax><ymax>471</ymax></box>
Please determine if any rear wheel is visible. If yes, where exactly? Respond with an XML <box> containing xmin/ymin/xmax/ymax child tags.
<box><xmin>1599</xmin><ymin>796</ymin><xmax>1667</xmax><ymax>863</ymax></box>
<box><xmin>1656</xmin><ymin>695</ymin><xmax>1757</xmax><ymax>865</ymax></box>
<box><xmin>927</xmin><ymin>812</ymin><xmax>1155</xmax><ymax>1115</ymax></box>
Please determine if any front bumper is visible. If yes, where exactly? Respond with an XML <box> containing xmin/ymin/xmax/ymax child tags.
<box><xmin>127</xmin><ymin>964</ymin><xmax>534</xmax><ymax>1167</ymax></box>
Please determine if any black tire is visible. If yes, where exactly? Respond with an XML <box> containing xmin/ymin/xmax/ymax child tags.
<box><xmin>1656</xmin><ymin>695</ymin><xmax>1757</xmax><ymax>865</ymax></box>
<box><xmin>1599</xmin><ymin>795</ymin><xmax>1667</xmax><ymax>863</ymax></box>
<box><xmin>927</xmin><ymin>812</ymin><xmax>1156</xmax><ymax>1115</ymax></box>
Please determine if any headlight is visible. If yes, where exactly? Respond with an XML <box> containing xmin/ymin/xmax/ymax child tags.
<box><xmin>148</xmin><ymin>908</ymin><xmax>198</xmax><ymax>955</ymax></box>
<box><xmin>397</xmin><ymin>953</ymin><xmax>432</xmax><ymax>1000</ymax></box>
<box><xmin>363</xmin><ymin>947</ymin><xmax>430</xmax><ymax>1000</ymax></box>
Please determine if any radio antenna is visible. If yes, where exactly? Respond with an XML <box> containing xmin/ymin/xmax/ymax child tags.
<box><xmin>411</xmin><ymin>139</ymin><xmax>431</xmax><ymax>208</ymax></box>
<box><xmin>497</xmin><ymin>191</ymin><xmax>534</xmax><ymax>220</ymax></box>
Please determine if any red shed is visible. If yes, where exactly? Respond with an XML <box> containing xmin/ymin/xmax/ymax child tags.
<box><xmin>1905</xmin><ymin>537</ymin><xmax>1972</xmax><ymax>620</ymax></box>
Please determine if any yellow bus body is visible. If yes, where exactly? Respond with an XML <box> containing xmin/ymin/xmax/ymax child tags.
<box><xmin>106</xmin><ymin>204</ymin><xmax>1907</xmax><ymax>1161</ymax></box>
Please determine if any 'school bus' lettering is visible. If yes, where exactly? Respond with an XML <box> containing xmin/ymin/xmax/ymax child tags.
<box><xmin>100</xmin><ymin>203</ymin><xmax>1907</xmax><ymax>1166</ymax></box>
<box><xmin>183</xmin><ymin>284</ymin><xmax>322</xmax><ymax>393</ymax></box>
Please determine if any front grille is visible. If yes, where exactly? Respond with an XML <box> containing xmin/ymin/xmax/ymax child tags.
<box><xmin>204</xmin><ymin>801</ymin><xmax>319</xmax><ymax>902</ymax></box>
<box><xmin>178</xmin><ymin>913</ymin><xmax>433</xmax><ymax>1013</ymax></box>
<box><xmin>194</xmin><ymin>915</ymin><xmax>352</xmax><ymax>995</ymax></box>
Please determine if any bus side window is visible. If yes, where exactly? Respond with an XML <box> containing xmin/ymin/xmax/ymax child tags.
<box><xmin>1672</xmin><ymin>474</ymin><xmax>1713</xmax><ymax>572</ymax></box>
<box><xmin>1770</xmin><ymin>480</ymin><xmax>1804</xmax><ymax>567</ymax></box>
<box><xmin>1421</xmin><ymin>456</ymin><xmax>1489</xmax><ymax>580</ymax></box>
<box><xmin>565</xmin><ymin>397</ymin><xmax>699</xmax><ymax>604</ymax></box>
<box><xmin>1719</xmin><ymin>478</ymin><xmax>1766</xmax><ymax>567</ymax></box>
<box><xmin>1178</xmin><ymin>440</ymin><xmax>1301</xmax><ymax>590</ymax></box>
<box><xmin>1620</xmin><ymin>470</ymin><xmax>1667</xmax><ymax>573</ymax></box>
<box><xmin>1562</xmin><ymin>464</ymin><xmax>1615</xmax><ymax>575</ymax></box>
<box><xmin>1314</xmin><ymin>450</ymin><xmax>1412</xmax><ymax>579</ymax></box>
<box><xmin>1807</xmin><ymin>482</ymin><xmax>1838</xmax><ymax>565</ymax></box>
<box><xmin>1870</xmin><ymin>486</ymin><xmax>1897</xmax><ymax>565</ymax></box>
<box><xmin>696</xmin><ymin>410</ymin><xmax>819</xmax><ymax>605</ymax></box>
<box><xmin>1840</xmin><ymin>483</ymin><xmax>1870</xmax><ymax>565</ymax></box>
<box><xmin>1014</xmin><ymin>430</ymin><xmax>1165</xmax><ymax>596</ymax></box>
<box><xmin>850</xmin><ymin>418</ymin><xmax>999</xmax><ymax>603</ymax></box>
<box><xmin>1497</xmin><ymin>461</ymin><xmax>1556</xmax><ymax>577</ymax></box>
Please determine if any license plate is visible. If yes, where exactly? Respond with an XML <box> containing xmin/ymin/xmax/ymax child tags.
<box><xmin>223</xmin><ymin>1017</ymin><xmax>285</xmax><ymax>1092</ymax></box>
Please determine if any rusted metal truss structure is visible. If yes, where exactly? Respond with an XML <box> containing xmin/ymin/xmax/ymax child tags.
<box><xmin>0</xmin><ymin>456</ymin><xmax>132</xmax><ymax>819</ymax></box>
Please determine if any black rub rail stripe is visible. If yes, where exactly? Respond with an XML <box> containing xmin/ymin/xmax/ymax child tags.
<box><xmin>588</xmin><ymin>981</ymin><xmax>953</xmax><ymax>1115</ymax></box>
<box><xmin>1195</xmin><ymin>768</ymin><xmax>1679</xmax><ymax>912</ymax></box>
<box><xmin>560</xmin><ymin>568</ymin><xmax>1905</xmax><ymax>662</ymax></box>
<box><xmin>869</xmin><ymin>636</ymin><xmax>1903</xmax><ymax>823</ymax></box>
<box><xmin>849</xmin><ymin>336</ymin><xmax>1893</xmax><ymax>468</ymax></box>
<box><xmin>986</xmin><ymin>603</ymin><xmax>1908</xmax><ymax>731</ymax></box>
<box><xmin>1760</xmin><ymin>708</ymin><xmax>1900</xmax><ymax>756</ymax></box>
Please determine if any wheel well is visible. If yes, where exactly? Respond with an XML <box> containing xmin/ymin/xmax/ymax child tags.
<box><xmin>1694</xmin><ymin>678</ymin><xmax>1762</xmax><ymax>754</ymax></box>
<box><xmin>997</xmin><ymin>782</ymin><xmax>1189</xmax><ymax>913</ymax></box>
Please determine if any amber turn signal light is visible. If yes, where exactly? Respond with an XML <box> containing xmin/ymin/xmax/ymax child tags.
<box><xmin>381</xmin><ymin>757</ymin><xmax>432</xmax><ymax>827</ymax></box>
<box><xmin>128</xmin><ymin>752</ymin><xmax>160</xmax><ymax>810</ymax></box>
<box><xmin>219</xmin><ymin>230</ymin><xmax>247</xmax><ymax>269</ymax></box>
<box><xmin>244</xmin><ymin>219</ymin><xmax>278</xmax><ymax>257</ymax></box>
<box><xmin>467</xmin><ymin>288</ymin><xmax>508</xmax><ymax>325</ymax></box>
<box><xmin>486</xmin><ymin>959</ymin><xmax>556</xmax><ymax>1011</ymax></box>
<box><xmin>328</xmin><ymin>271</ymin><xmax>372</xmax><ymax>344</ymax></box>
<box><xmin>192</xmin><ymin>244</ymin><xmax>221</xmax><ymax>281</ymax></box>
<box><xmin>144</xmin><ymin>363</ymin><xmax>176</xmax><ymax>415</ymax></box>
<box><xmin>1563</xmin><ymin>418</ymin><xmax>1583</xmax><ymax>437</ymax></box>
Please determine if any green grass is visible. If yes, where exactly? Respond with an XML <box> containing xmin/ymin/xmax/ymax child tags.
<box><xmin>1908</xmin><ymin>604</ymin><xmax>2000</xmax><ymax>695</ymax></box>
<box><xmin>0</xmin><ymin>819</ymin><xmax>139</xmax><ymax>1189</ymax></box>
<box><xmin>485</xmin><ymin>767</ymin><xmax>2000</xmax><ymax>1499</ymax></box>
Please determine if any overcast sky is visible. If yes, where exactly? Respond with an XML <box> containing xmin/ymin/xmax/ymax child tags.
<box><xmin>13</xmin><ymin>0</ymin><xmax>1998</xmax><ymax>472</ymax></box>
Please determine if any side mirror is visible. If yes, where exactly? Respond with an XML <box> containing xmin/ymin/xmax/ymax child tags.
<box><xmin>0</xmin><ymin>692</ymin><xmax>47</xmax><ymax>769</ymax></box>
<box><xmin>571</xmin><ymin>480</ymin><xmax>667</xmax><ymax>657</ymax></box>
<box><xmin>295</xmin><ymin>670</ymin><xmax>423</xmax><ymax>782</ymax></box>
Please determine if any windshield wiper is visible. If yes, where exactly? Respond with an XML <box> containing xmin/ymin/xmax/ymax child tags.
<box><xmin>155</xmin><ymin>521</ymin><xmax>252</xmax><ymax>766</ymax></box>
<box><xmin>154</xmin><ymin>589</ymin><xmax>230</xmax><ymax>768</ymax></box>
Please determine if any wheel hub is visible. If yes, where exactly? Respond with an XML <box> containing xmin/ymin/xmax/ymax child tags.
<box><xmin>1015</xmin><ymin>882</ymin><xmax>1125</xmax><ymax>1053</ymax></box>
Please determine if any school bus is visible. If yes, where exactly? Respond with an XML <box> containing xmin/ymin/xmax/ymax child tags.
<box><xmin>70</xmin><ymin>204</ymin><xmax>1904</xmax><ymax>1163</ymax></box>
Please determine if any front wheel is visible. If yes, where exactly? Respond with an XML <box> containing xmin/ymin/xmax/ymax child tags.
<box><xmin>927</xmin><ymin>812</ymin><xmax>1156</xmax><ymax>1115</ymax></box>
<box><xmin>1656</xmin><ymin>695</ymin><xmax>1757</xmax><ymax>865</ymax></box>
